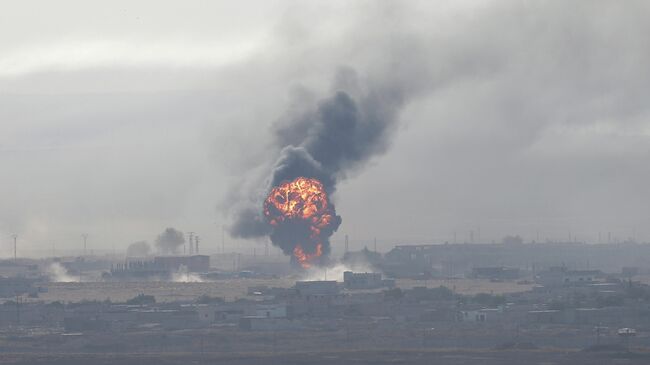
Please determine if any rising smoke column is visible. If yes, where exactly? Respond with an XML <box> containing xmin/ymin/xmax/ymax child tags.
<box><xmin>229</xmin><ymin>68</ymin><xmax>410</xmax><ymax>267</ymax></box>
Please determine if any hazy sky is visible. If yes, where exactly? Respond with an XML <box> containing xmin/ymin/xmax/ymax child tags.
<box><xmin>1</xmin><ymin>1</ymin><xmax>649</xmax><ymax>256</ymax></box>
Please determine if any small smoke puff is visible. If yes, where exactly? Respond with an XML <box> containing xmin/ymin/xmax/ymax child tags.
<box><xmin>155</xmin><ymin>227</ymin><xmax>185</xmax><ymax>255</ymax></box>
<box><xmin>171</xmin><ymin>265</ymin><xmax>203</xmax><ymax>283</ymax></box>
<box><xmin>48</xmin><ymin>262</ymin><xmax>79</xmax><ymax>283</ymax></box>
<box><xmin>126</xmin><ymin>240</ymin><xmax>151</xmax><ymax>257</ymax></box>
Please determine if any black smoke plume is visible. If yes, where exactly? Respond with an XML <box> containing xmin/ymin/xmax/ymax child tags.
<box><xmin>229</xmin><ymin>68</ymin><xmax>411</xmax><ymax>264</ymax></box>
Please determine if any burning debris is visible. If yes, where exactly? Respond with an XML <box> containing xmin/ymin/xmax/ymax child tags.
<box><xmin>264</xmin><ymin>177</ymin><xmax>341</xmax><ymax>268</ymax></box>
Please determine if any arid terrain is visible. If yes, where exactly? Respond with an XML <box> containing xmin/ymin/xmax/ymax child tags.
<box><xmin>36</xmin><ymin>278</ymin><xmax>533</xmax><ymax>303</ymax></box>
<box><xmin>1</xmin><ymin>349</ymin><xmax>649</xmax><ymax>365</ymax></box>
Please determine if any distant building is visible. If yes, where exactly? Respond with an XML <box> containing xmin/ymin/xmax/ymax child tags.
<box><xmin>291</xmin><ymin>281</ymin><xmax>346</xmax><ymax>317</ymax></box>
<box><xmin>105</xmin><ymin>255</ymin><xmax>210</xmax><ymax>280</ymax></box>
<box><xmin>537</xmin><ymin>267</ymin><xmax>601</xmax><ymax>287</ymax></box>
<box><xmin>458</xmin><ymin>308</ymin><xmax>502</xmax><ymax>322</ymax></box>
<box><xmin>343</xmin><ymin>271</ymin><xmax>395</xmax><ymax>290</ymax></box>
<box><xmin>255</xmin><ymin>304</ymin><xmax>287</xmax><ymax>318</ymax></box>
<box><xmin>196</xmin><ymin>303</ymin><xmax>247</xmax><ymax>323</ymax></box>
<box><xmin>0</xmin><ymin>277</ymin><xmax>39</xmax><ymax>298</ymax></box>
<box><xmin>384</xmin><ymin>242</ymin><xmax>650</xmax><ymax>277</ymax></box>
<box><xmin>526</xmin><ymin>310</ymin><xmax>565</xmax><ymax>324</ymax></box>
<box><xmin>470</xmin><ymin>267</ymin><xmax>521</xmax><ymax>280</ymax></box>
<box><xmin>294</xmin><ymin>281</ymin><xmax>340</xmax><ymax>296</ymax></box>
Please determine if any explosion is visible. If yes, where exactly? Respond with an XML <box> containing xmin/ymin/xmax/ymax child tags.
<box><xmin>264</xmin><ymin>177</ymin><xmax>340</xmax><ymax>268</ymax></box>
<box><xmin>229</xmin><ymin>69</ymin><xmax>408</xmax><ymax>268</ymax></box>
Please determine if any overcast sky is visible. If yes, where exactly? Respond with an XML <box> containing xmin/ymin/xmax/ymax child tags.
<box><xmin>1</xmin><ymin>1</ymin><xmax>649</xmax><ymax>256</ymax></box>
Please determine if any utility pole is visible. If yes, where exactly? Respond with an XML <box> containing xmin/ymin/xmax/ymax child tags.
<box><xmin>195</xmin><ymin>236</ymin><xmax>200</xmax><ymax>254</ymax></box>
<box><xmin>345</xmin><ymin>234</ymin><xmax>349</xmax><ymax>253</ymax></box>
<box><xmin>187</xmin><ymin>232</ymin><xmax>195</xmax><ymax>255</ymax></box>
<box><xmin>11</xmin><ymin>234</ymin><xmax>17</xmax><ymax>261</ymax></box>
<box><xmin>82</xmin><ymin>234</ymin><xmax>88</xmax><ymax>256</ymax></box>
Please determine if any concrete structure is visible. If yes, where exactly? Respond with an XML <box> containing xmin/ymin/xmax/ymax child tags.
<box><xmin>295</xmin><ymin>281</ymin><xmax>340</xmax><ymax>296</ymax></box>
<box><xmin>105</xmin><ymin>255</ymin><xmax>210</xmax><ymax>280</ymax></box>
<box><xmin>343</xmin><ymin>271</ymin><xmax>395</xmax><ymax>289</ymax></box>
<box><xmin>384</xmin><ymin>242</ymin><xmax>650</xmax><ymax>277</ymax></box>
<box><xmin>537</xmin><ymin>267</ymin><xmax>601</xmax><ymax>287</ymax></box>
<box><xmin>458</xmin><ymin>308</ymin><xmax>502</xmax><ymax>322</ymax></box>
<box><xmin>255</xmin><ymin>304</ymin><xmax>287</xmax><ymax>318</ymax></box>
<box><xmin>0</xmin><ymin>277</ymin><xmax>39</xmax><ymax>297</ymax></box>
<box><xmin>291</xmin><ymin>281</ymin><xmax>346</xmax><ymax>318</ymax></box>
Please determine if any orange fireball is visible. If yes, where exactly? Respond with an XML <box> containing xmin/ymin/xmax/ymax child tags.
<box><xmin>264</xmin><ymin>177</ymin><xmax>335</xmax><ymax>268</ymax></box>
<box><xmin>293</xmin><ymin>243</ymin><xmax>323</xmax><ymax>269</ymax></box>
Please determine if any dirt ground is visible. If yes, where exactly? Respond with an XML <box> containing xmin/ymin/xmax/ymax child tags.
<box><xmin>0</xmin><ymin>349</ymin><xmax>649</xmax><ymax>365</ymax></box>
<box><xmin>35</xmin><ymin>278</ymin><xmax>532</xmax><ymax>303</ymax></box>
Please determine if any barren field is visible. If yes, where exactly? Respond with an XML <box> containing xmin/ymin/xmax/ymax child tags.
<box><xmin>38</xmin><ymin>278</ymin><xmax>296</xmax><ymax>303</ymax></box>
<box><xmin>34</xmin><ymin>278</ymin><xmax>533</xmax><ymax>303</ymax></box>
<box><xmin>0</xmin><ymin>349</ymin><xmax>649</xmax><ymax>365</ymax></box>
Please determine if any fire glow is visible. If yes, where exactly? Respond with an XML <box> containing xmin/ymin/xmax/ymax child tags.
<box><xmin>264</xmin><ymin>177</ymin><xmax>337</xmax><ymax>268</ymax></box>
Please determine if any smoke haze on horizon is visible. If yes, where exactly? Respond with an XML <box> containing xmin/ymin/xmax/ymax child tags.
<box><xmin>2</xmin><ymin>1</ymin><xmax>650</xmax><ymax>256</ymax></box>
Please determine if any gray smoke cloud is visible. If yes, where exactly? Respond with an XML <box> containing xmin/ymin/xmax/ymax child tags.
<box><xmin>5</xmin><ymin>1</ymin><xmax>650</xmax><ymax>255</ymax></box>
<box><xmin>271</xmin><ymin>71</ymin><xmax>406</xmax><ymax>190</ymax></box>
<box><xmin>228</xmin><ymin>65</ymin><xmax>417</xmax><ymax>263</ymax></box>
<box><xmin>126</xmin><ymin>240</ymin><xmax>152</xmax><ymax>257</ymax></box>
<box><xmin>155</xmin><ymin>228</ymin><xmax>185</xmax><ymax>255</ymax></box>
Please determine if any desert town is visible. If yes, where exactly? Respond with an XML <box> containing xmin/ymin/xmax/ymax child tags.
<box><xmin>1</xmin><ymin>240</ymin><xmax>650</xmax><ymax>363</ymax></box>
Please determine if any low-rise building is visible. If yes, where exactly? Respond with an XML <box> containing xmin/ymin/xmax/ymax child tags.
<box><xmin>343</xmin><ymin>271</ymin><xmax>395</xmax><ymax>290</ymax></box>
